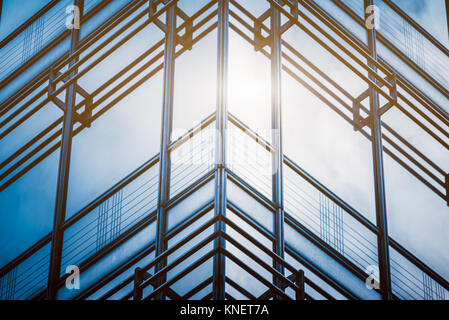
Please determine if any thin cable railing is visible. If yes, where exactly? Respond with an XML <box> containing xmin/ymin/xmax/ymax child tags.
<box><xmin>284</xmin><ymin>169</ymin><xmax>378</xmax><ymax>266</ymax></box>
<box><xmin>0</xmin><ymin>0</ymin><xmax>448</xmax><ymax>300</ymax></box>
<box><xmin>0</xmin><ymin>0</ymin><xmax>71</xmax><ymax>83</ymax></box>
<box><xmin>1</xmin><ymin>112</ymin><xmax>448</xmax><ymax>299</ymax></box>
<box><xmin>229</xmin><ymin>0</ymin><xmax>449</xmax><ymax>211</ymax></box>
<box><xmin>0</xmin><ymin>159</ymin><xmax>159</xmax><ymax>300</ymax></box>
<box><xmin>61</xmin><ymin>167</ymin><xmax>159</xmax><ymax>273</ymax></box>
<box><xmin>0</xmin><ymin>243</ymin><xmax>50</xmax><ymax>300</ymax></box>
<box><xmin>389</xmin><ymin>246</ymin><xmax>448</xmax><ymax>300</ymax></box>
<box><xmin>227</xmin><ymin>111</ymin><xmax>448</xmax><ymax>300</ymax></box>
<box><xmin>0</xmin><ymin>0</ymin><xmax>217</xmax><ymax>193</ymax></box>
<box><xmin>283</xmin><ymin>173</ymin><xmax>379</xmax><ymax>270</ymax></box>
<box><xmin>170</xmin><ymin>122</ymin><xmax>215</xmax><ymax>198</ymax></box>
<box><xmin>334</xmin><ymin>0</ymin><xmax>449</xmax><ymax>108</ymax></box>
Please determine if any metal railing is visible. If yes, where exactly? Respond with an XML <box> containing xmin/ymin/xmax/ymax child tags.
<box><xmin>0</xmin><ymin>0</ymin><xmax>448</xmax><ymax>300</ymax></box>
<box><xmin>170</xmin><ymin>116</ymin><xmax>215</xmax><ymax>198</ymax></box>
<box><xmin>228</xmin><ymin>112</ymin><xmax>449</xmax><ymax>300</ymax></box>
<box><xmin>60</xmin><ymin>163</ymin><xmax>159</xmax><ymax>275</ymax></box>
<box><xmin>1</xmin><ymin>111</ymin><xmax>448</xmax><ymax>299</ymax></box>
<box><xmin>0</xmin><ymin>0</ymin><xmax>111</xmax><ymax>88</ymax></box>
<box><xmin>334</xmin><ymin>0</ymin><xmax>449</xmax><ymax>109</ymax></box>
<box><xmin>0</xmin><ymin>114</ymin><xmax>216</xmax><ymax>300</ymax></box>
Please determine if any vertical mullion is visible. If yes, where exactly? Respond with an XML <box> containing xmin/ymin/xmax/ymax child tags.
<box><xmin>213</xmin><ymin>0</ymin><xmax>228</xmax><ymax>301</ymax></box>
<box><xmin>155</xmin><ymin>1</ymin><xmax>176</xmax><ymax>301</ymax></box>
<box><xmin>271</xmin><ymin>2</ymin><xmax>285</xmax><ymax>300</ymax></box>
<box><xmin>364</xmin><ymin>0</ymin><xmax>392</xmax><ymax>300</ymax></box>
<box><xmin>47</xmin><ymin>0</ymin><xmax>83</xmax><ymax>300</ymax></box>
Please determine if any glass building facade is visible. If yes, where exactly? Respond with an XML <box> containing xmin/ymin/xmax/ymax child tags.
<box><xmin>0</xmin><ymin>0</ymin><xmax>448</xmax><ymax>300</ymax></box>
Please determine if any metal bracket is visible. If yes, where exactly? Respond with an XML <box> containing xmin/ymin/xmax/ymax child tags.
<box><xmin>133</xmin><ymin>267</ymin><xmax>152</xmax><ymax>300</ymax></box>
<box><xmin>254</xmin><ymin>9</ymin><xmax>271</xmax><ymax>51</ymax></box>
<box><xmin>149</xmin><ymin>1</ymin><xmax>192</xmax><ymax>50</ymax></box>
<box><xmin>353</xmin><ymin>73</ymin><xmax>397</xmax><ymax>131</ymax></box>
<box><xmin>48</xmin><ymin>67</ymin><xmax>93</xmax><ymax>128</ymax></box>
<box><xmin>149</xmin><ymin>0</ymin><xmax>169</xmax><ymax>34</ymax></box>
<box><xmin>279</xmin><ymin>0</ymin><xmax>299</xmax><ymax>34</ymax></box>
<box><xmin>176</xmin><ymin>7</ymin><xmax>193</xmax><ymax>50</ymax></box>
<box><xmin>253</xmin><ymin>0</ymin><xmax>298</xmax><ymax>50</ymax></box>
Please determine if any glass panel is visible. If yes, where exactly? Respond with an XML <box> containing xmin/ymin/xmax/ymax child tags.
<box><xmin>66</xmin><ymin>17</ymin><xmax>164</xmax><ymax>218</ymax></box>
<box><xmin>225</xmin><ymin>208</ymin><xmax>274</xmax><ymax>299</ymax></box>
<box><xmin>228</xmin><ymin>28</ymin><xmax>271</xmax><ymax>144</ymax></box>
<box><xmin>224</xmin><ymin>258</ymin><xmax>269</xmax><ymax>299</ymax></box>
<box><xmin>311</xmin><ymin>0</ymin><xmax>366</xmax><ymax>45</ymax></box>
<box><xmin>0</xmin><ymin>241</ymin><xmax>51</xmax><ymax>300</ymax></box>
<box><xmin>374</xmin><ymin>0</ymin><xmax>449</xmax><ymax>102</ymax></box>
<box><xmin>390</xmin><ymin>247</ymin><xmax>449</xmax><ymax>300</ymax></box>
<box><xmin>0</xmin><ymin>0</ymin><xmax>72</xmax><ymax>83</ymax></box>
<box><xmin>284</xmin><ymin>164</ymin><xmax>378</xmax><ymax>273</ymax></box>
<box><xmin>170</xmin><ymin>123</ymin><xmax>215</xmax><ymax>199</ymax></box>
<box><xmin>384</xmin><ymin>154</ymin><xmax>449</xmax><ymax>291</ymax></box>
<box><xmin>285</xmin><ymin>252</ymin><xmax>348</xmax><ymax>300</ymax></box>
<box><xmin>227</xmin><ymin>179</ymin><xmax>274</xmax><ymax>232</ymax></box>
<box><xmin>227</xmin><ymin>120</ymin><xmax>272</xmax><ymax>200</ymax></box>
<box><xmin>0</xmin><ymin>151</ymin><xmax>58</xmax><ymax>268</ymax></box>
<box><xmin>172</xmin><ymin>41</ymin><xmax>217</xmax><ymax>135</ymax></box>
<box><xmin>166</xmin><ymin>210</ymin><xmax>215</xmax><ymax>299</ymax></box>
<box><xmin>284</xmin><ymin>222</ymin><xmax>381</xmax><ymax>300</ymax></box>
<box><xmin>167</xmin><ymin>179</ymin><xmax>215</xmax><ymax>231</ymax></box>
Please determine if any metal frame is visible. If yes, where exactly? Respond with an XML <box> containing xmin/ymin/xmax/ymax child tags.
<box><xmin>447</xmin><ymin>0</ymin><xmax>449</xmax><ymax>44</ymax></box>
<box><xmin>270</xmin><ymin>0</ymin><xmax>285</xmax><ymax>300</ymax></box>
<box><xmin>155</xmin><ymin>0</ymin><xmax>176</xmax><ymax>300</ymax></box>
<box><xmin>212</xmin><ymin>0</ymin><xmax>228</xmax><ymax>301</ymax></box>
<box><xmin>1</xmin><ymin>0</ymin><xmax>448</xmax><ymax>301</ymax></box>
<box><xmin>47</xmin><ymin>0</ymin><xmax>84</xmax><ymax>300</ymax></box>
<box><xmin>364</xmin><ymin>0</ymin><xmax>391</xmax><ymax>300</ymax></box>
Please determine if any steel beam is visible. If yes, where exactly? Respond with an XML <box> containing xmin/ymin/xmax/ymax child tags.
<box><xmin>47</xmin><ymin>0</ymin><xmax>83</xmax><ymax>300</ymax></box>
<box><xmin>155</xmin><ymin>0</ymin><xmax>176</xmax><ymax>301</ymax></box>
<box><xmin>364</xmin><ymin>0</ymin><xmax>392</xmax><ymax>300</ymax></box>
<box><xmin>270</xmin><ymin>1</ymin><xmax>285</xmax><ymax>300</ymax></box>
<box><xmin>447</xmin><ymin>0</ymin><xmax>449</xmax><ymax>43</ymax></box>
<box><xmin>213</xmin><ymin>0</ymin><xmax>229</xmax><ymax>301</ymax></box>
